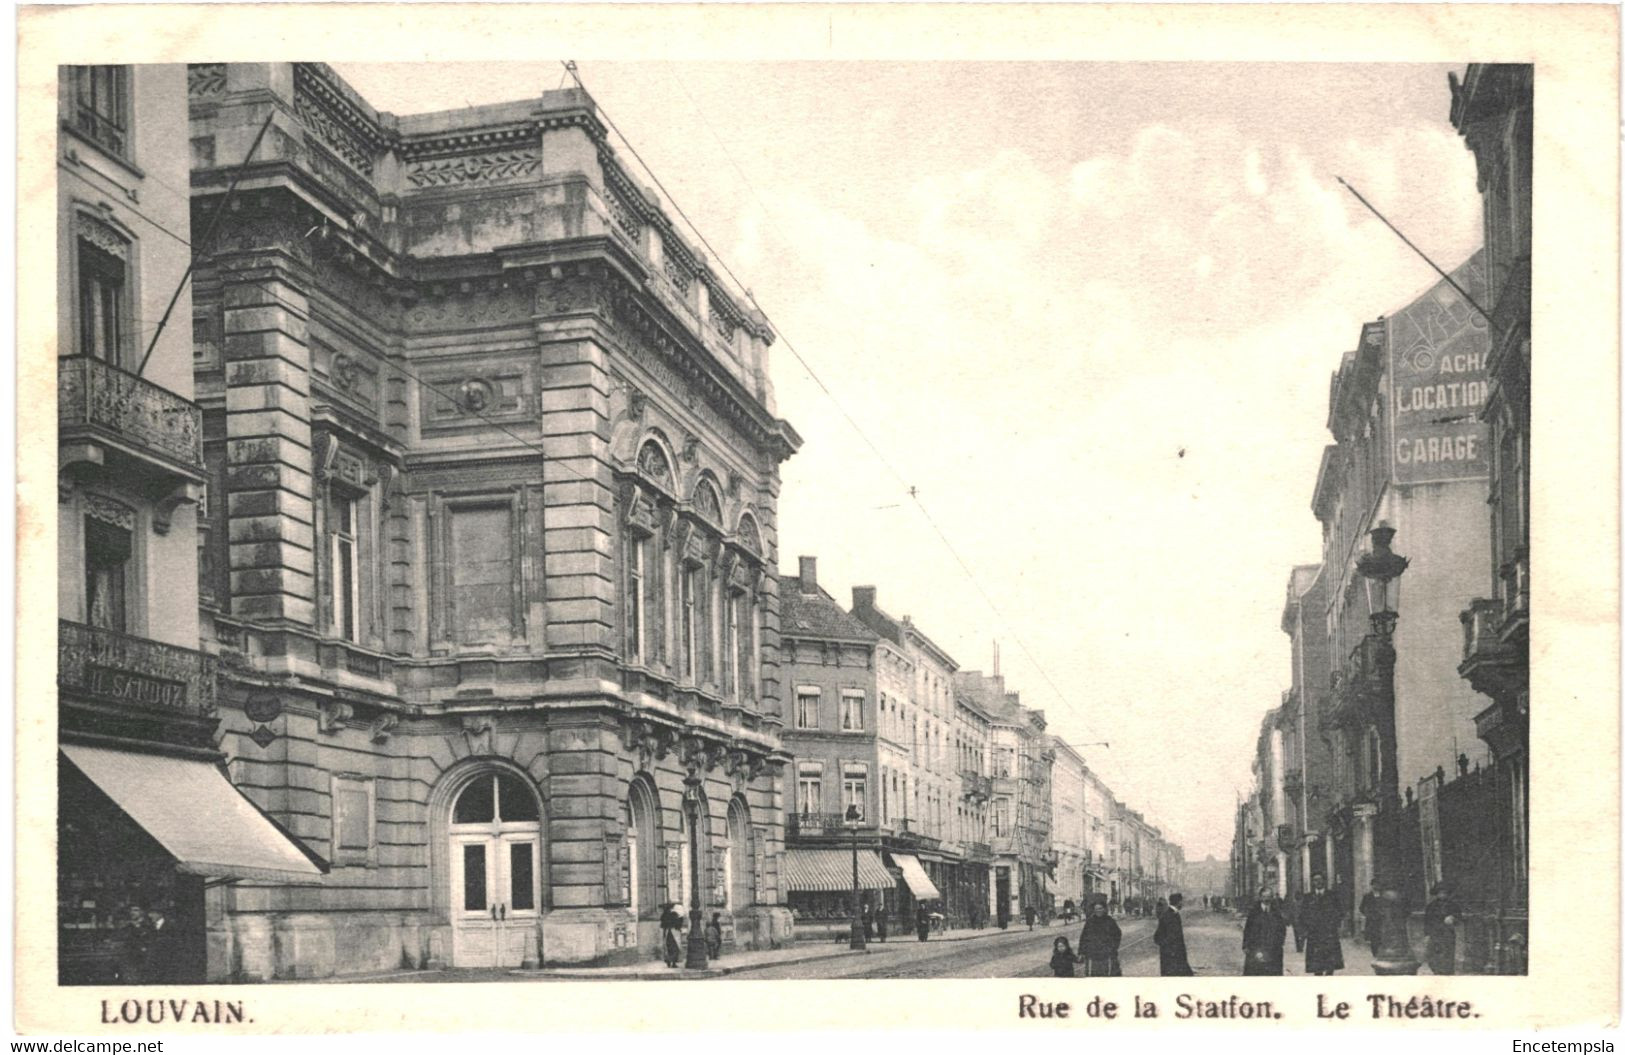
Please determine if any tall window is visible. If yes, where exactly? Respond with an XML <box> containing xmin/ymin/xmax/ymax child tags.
<box><xmin>626</xmin><ymin>534</ymin><xmax>646</xmax><ymax>661</ymax></box>
<box><xmin>842</xmin><ymin>764</ymin><xmax>868</xmax><ymax>821</ymax></box>
<box><xmin>680</xmin><ymin>565</ymin><xmax>696</xmax><ymax>679</ymax></box>
<box><xmin>77</xmin><ymin>240</ymin><xmax>127</xmax><ymax>364</ymax></box>
<box><xmin>85</xmin><ymin>516</ymin><xmax>131</xmax><ymax>632</ymax></box>
<box><xmin>840</xmin><ymin>691</ymin><xmax>865</xmax><ymax>731</ymax></box>
<box><xmin>993</xmin><ymin>799</ymin><xmax>1010</xmax><ymax>837</ymax></box>
<box><xmin>724</xmin><ymin>591</ymin><xmax>740</xmax><ymax>697</ymax></box>
<box><xmin>796</xmin><ymin>764</ymin><xmax>822</xmax><ymax>816</ymax></box>
<box><xmin>331</xmin><ymin>495</ymin><xmax>359</xmax><ymax>641</ymax></box>
<box><xmin>796</xmin><ymin>688</ymin><xmax>820</xmax><ymax>729</ymax></box>
<box><xmin>71</xmin><ymin>66</ymin><xmax>129</xmax><ymax>157</ymax></box>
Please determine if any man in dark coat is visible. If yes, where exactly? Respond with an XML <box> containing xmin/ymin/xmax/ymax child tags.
<box><xmin>1153</xmin><ymin>893</ymin><xmax>1194</xmax><ymax>976</ymax></box>
<box><xmin>1079</xmin><ymin>900</ymin><xmax>1123</xmax><ymax>977</ymax></box>
<box><xmin>1424</xmin><ymin>884</ymin><xmax>1460</xmax><ymax>975</ymax></box>
<box><xmin>1300</xmin><ymin>874</ymin><xmax>1345</xmax><ymax>976</ymax></box>
<box><xmin>915</xmin><ymin>903</ymin><xmax>932</xmax><ymax>942</ymax></box>
<box><xmin>1358</xmin><ymin>882</ymin><xmax>1382</xmax><ymax>955</ymax></box>
<box><xmin>1242</xmin><ymin>887</ymin><xmax>1288</xmax><ymax>975</ymax></box>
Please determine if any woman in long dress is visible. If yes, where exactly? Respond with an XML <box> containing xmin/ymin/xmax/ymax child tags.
<box><xmin>659</xmin><ymin>903</ymin><xmax>684</xmax><ymax>967</ymax></box>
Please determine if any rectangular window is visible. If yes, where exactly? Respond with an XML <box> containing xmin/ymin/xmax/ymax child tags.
<box><xmin>462</xmin><ymin>843</ymin><xmax>487</xmax><ymax>912</ymax></box>
<box><xmin>724</xmin><ymin>590</ymin><xmax>739</xmax><ymax>696</ymax></box>
<box><xmin>842</xmin><ymin>764</ymin><xmax>868</xmax><ymax>821</ymax></box>
<box><xmin>796</xmin><ymin>688</ymin><xmax>820</xmax><ymax>729</ymax></box>
<box><xmin>71</xmin><ymin>65</ymin><xmax>129</xmax><ymax>157</ymax></box>
<box><xmin>626</xmin><ymin>534</ymin><xmax>646</xmax><ymax>661</ymax></box>
<box><xmin>796</xmin><ymin>766</ymin><xmax>822</xmax><ymax>816</ymax></box>
<box><xmin>840</xmin><ymin>691</ymin><xmax>865</xmax><ymax>731</ymax></box>
<box><xmin>77</xmin><ymin>240</ymin><xmax>127</xmax><ymax>364</ymax></box>
<box><xmin>993</xmin><ymin>800</ymin><xmax>1010</xmax><ymax>837</ymax></box>
<box><xmin>331</xmin><ymin>495</ymin><xmax>359</xmax><ymax>641</ymax></box>
<box><xmin>681</xmin><ymin>565</ymin><xmax>696</xmax><ymax>678</ymax></box>
<box><xmin>450</xmin><ymin>505</ymin><xmax>514</xmax><ymax>645</ymax></box>
<box><xmin>84</xmin><ymin>517</ymin><xmax>131</xmax><ymax>633</ymax></box>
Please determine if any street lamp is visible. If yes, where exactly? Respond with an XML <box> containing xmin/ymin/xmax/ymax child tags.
<box><xmin>1354</xmin><ymin>521</ymin><xmax>1417</xmax><ymax>975</ymax></box>
<box><xmin>682</xmin><ymin>772</ymin><xmax>708</xmax><ymax>970</ymax></box>
<box><xmin>845</xmin><ymin>803</ymin><xmax>867</xmax><ymax>951</ymax></box>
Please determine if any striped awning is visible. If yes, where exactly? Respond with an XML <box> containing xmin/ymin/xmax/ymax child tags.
<box><xmin>783</xmin><ymin>848</ymin><xmax>895</xmax><ymax>892</ymax></box>
<box><xmin>888</xmin><ymin>853</ymin><xmax>943</xmax><ymax>901</ymax></box>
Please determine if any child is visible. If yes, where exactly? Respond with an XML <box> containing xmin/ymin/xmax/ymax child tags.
<box><xmin>705</xmin><ymin>912</ymin><xmax>723</xmax><ymax>960</ymax></box>
<box><xmin>1050</xmin><ymin>935</ymin><xmax>1076</xmax><ymax>977</ymax></box>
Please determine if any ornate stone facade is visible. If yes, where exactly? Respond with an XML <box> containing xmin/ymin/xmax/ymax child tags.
<box><xmin>188</xmin><ymin>63</ymin><xmax>800</xmax><ymax>978</ymax></box>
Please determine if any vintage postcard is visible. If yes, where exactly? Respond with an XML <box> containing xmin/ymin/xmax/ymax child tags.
<box><xmin>14</xmin><ymin>1</ymin><xmax>1620</xmax><ymax>1038</ymax></box>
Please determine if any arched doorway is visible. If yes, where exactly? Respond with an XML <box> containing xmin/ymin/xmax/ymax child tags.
<box><xmin>448</xmin><ymin>770</ymin><xmax>542</xmax><ymax>968</ymax></box>
<box><xmin>628</xmin><ymin>777</ymin><xmax>660</xmax><ymax>951</ymax></box>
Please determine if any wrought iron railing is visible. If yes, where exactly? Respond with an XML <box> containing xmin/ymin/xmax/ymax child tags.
<box><xmin>787</xmin><ymin>811</ymin><xmax>870</xmax><ymax>838</ymax></box>
<box><xmin>58</xmin><ymin>355</ymin><xmax>204</xmax><ymax>472</ymax></box>
<box><xmin>960</xmin><ymin>771</ymin><xmax>992</xmax><ymax>802</ymax></box>
<box><xmin>58</xmin><ymin>619</ymin><xmax>217</xmax><ymax>719</ymax></box>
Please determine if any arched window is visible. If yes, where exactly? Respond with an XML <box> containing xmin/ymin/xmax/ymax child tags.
<box><xmin>726</xmin><ymin>798</ymin><xmax>751</xmax><ymax>909</ymax></box>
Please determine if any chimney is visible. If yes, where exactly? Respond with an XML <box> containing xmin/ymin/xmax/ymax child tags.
<box><xmin>798</xmin><ymin>556</ymin><xmax>817</xmax><ymax>594</ymax></box>
<box><xmin>852</xmin><ymin>586</ymin><xmax>876</xmax><ymax>613</ymax></box>
<box><xmin>992</xmin><ymin>640</ymin><xmax>1000</xmax><ymax>677</ymax></box>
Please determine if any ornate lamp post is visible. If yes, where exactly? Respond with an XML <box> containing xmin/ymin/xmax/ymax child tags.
<box><xmin>845</xmin><ymin>803</ymin><xmax>867</xmax><ymax>951</ymax></box>
<box><xmin>682</xmin><ymin>772</ymin><xmax>708</xmax><ymax>970</ymax></box>
<box><xmin>1354</xmin><ymin>521</ymin><xmax>1418</xmax><ymax>975</ymax></box>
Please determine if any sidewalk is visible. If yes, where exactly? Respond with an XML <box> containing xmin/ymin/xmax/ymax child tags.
<box><xmin>328</xmin><ymin>920</ymin><xmax>1041</xmax><ymax>982</ymax></box>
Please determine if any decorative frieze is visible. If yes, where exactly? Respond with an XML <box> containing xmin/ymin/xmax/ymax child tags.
<box><xmin>405</xmin><ymin>150</ymin><xmax>543</xmax><ymax>189</ymax></box>
<box><xmin>187</xmin><ymin>63</ymin><xmax>226</xmax><ymax>98</ymax></box>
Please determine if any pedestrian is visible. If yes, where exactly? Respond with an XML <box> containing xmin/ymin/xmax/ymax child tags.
<box><xmin>1424</xmin><ymin>883</ymin><xmax>1460</xmax><ymax>975</ymax></box>
<box><xmin>861</xmin><ymin>900</ymin><xmax>874</xmax><ymax>944</ymax></box>
<box><xmin>876</xmin><ymin>905</ymin><xmax>888</xmax><ymax>943</ymax></box>
<box><xmin>705</xmin><ymin>912</ymin><xmax>723</xmax><ymax>960</ymax></box>
<box><xmin>1153</xmin><ymin>893</ymin><xmax>1194</xmax><ymax>976</ymax></box>
<box><xmin>659</xmin><ymin>902</ymin><xmax>684</xmax><ymax>967</ymax></box>
<box><xmin>1359</xmin><ymin>881</ymin><xmax>1382</xmax><ymax>956</ymax></box>
<box><xmin>1300</xmin><ymin>874</ymin><xmax>1345</xmax><ymax>976</ymax></box>
<box><xmin>1078</xmin><ymin>900</ymin><xmax>1122</xmax><ymax>977</ymax></box>
<box><xmin>1050</xmin><ymin>936</ymin><xmax>1077</xmax><ymax>977</ymax></box>
<box><xmin>916</xmin><ymin>903</ymin><xmax>932</xmax><ymax>942</ymax></box>
<box><xmin>1023</xmin><ymin>904</ymin><xmax>1037</xmax><ymax>931</ymax></box>
<box><xmin>1242</xmin><ymin>887</ymin><xmax>1287</xmax><ymax>976</ymax></box>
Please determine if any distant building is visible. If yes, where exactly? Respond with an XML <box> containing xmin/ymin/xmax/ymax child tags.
<box><xmin>956</xmin><ymin>669</ymin><xmax>1050</xmax><ymax>925</ymax></box>
<box><xmin>1314</xmin><ymin>252</ymin><xmax>1494</xmax><ymax>907</ymax></box>
<box><xmin>1279</xmin><ymin>563</ymin><xmax>1335</xmax><ymax>904</ymax></box>
<box><xmin>1048</xmin><ymin>738</ymin><xmax>1089</xmax><ymax>911</ymax></box>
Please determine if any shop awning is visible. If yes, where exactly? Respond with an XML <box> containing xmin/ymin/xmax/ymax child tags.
<box><xmin>782</xmin><ymin>848</ymin><xmax>894</xmax><ymax>892</ymax></box>
<box><xmin>888</xmin><ymin>853</ymin><xmax>942</xmax><ymax>901</ymax></box>
<box><xmin>61</xmin><ymin>744</ymin><xmax>327</xmax><ymax>884</ymax></box>
<box><xmin>1085</xmin><ymin>870</ymin><xmax>1108</xmax><ymax>882</ymax></box>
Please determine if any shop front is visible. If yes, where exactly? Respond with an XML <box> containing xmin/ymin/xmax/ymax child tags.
<box><xmin>57</xmin><ymin>744</ymin><xmax>326</xmax><ymax>985</ymax></box>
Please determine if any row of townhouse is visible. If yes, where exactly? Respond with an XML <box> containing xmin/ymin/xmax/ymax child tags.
<box><xmin>779</xmin><ymin>558</ymin><xmax>1182</xmax><ymax>933</ymax></box>
<box><xmin>1230</xmin><ymin>63</ymin><xmax>1530</xmax><ymax>976</ymax></box>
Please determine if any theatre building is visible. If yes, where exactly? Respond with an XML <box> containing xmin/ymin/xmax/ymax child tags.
<box><xmin>131</xmin><ymin>62</ymin><xmax>804</xmax><ymax>980</ymax></box>
<box><xmin>56</xmin><ymin>63</ymin><xmax>327</xmax><ymax>986</ymax></box>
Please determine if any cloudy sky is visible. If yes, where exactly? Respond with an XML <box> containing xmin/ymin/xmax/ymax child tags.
<box><xmin>337</xmin><ymin>61</ymin><xmax>1481</xmax><ymax>860</ymax></box>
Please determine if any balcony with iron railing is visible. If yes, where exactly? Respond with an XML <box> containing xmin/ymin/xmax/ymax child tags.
<box><xmin>887</xmin><ymin>818</ymin><xmax>941</xmax><ymax>853</ymax></box>
<box><xmin>787</xmin><ymin>811</ymin><xmax>874</xmax><ymax>839</ymax></box>
<box><xmin>58</xmin><ymin>619</ymin><xmax>219</xmax><ymax>747</ymax></box>
<box><xmin>1499</xmin><ymin>548</ymin><xmax>1529</xmax><ymax>637</ymax></box>
<box><xmin>1459</xmin><ymin>595</ymin><xmax>1523</xmax><ymax>702</ymax></box>
<box><xmin>58</xmin><ymin>355</ymin><xmax>206</xmax><ymax>483</ymax></box>
<box><xmin>960</xmin><ymin>770</ymin><xmax>993</xmax><ymax>802</ymax></box>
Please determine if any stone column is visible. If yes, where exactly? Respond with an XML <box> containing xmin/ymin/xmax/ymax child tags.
<box><xmin>220</xmin><ymin>253</ymin><xmax>316</xmax><ymax>627</ymax></box>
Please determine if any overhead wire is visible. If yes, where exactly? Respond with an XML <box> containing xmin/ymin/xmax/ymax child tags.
<box><xmin>571</xmin><ymin>59</ymin><xmax>1141</xmax><ymax>798</ymax></box>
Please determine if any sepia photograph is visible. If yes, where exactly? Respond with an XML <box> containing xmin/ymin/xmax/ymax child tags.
<box><xmin>15</xmin><ymin>1</ymin><xmax>1619</xmax><ymax>1037</ymax></box>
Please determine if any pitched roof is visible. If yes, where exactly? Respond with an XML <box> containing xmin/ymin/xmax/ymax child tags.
<box><xmin>780</xmin><ymin>584</ymin><xmax>878</xmax><ymax>643</ymax></box>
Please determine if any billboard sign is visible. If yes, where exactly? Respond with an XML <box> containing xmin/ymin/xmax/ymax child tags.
<box><xmin>1386</xmin><ymin>251</ymin><xmax>1493</xmax><ymax>484</ymax></box>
